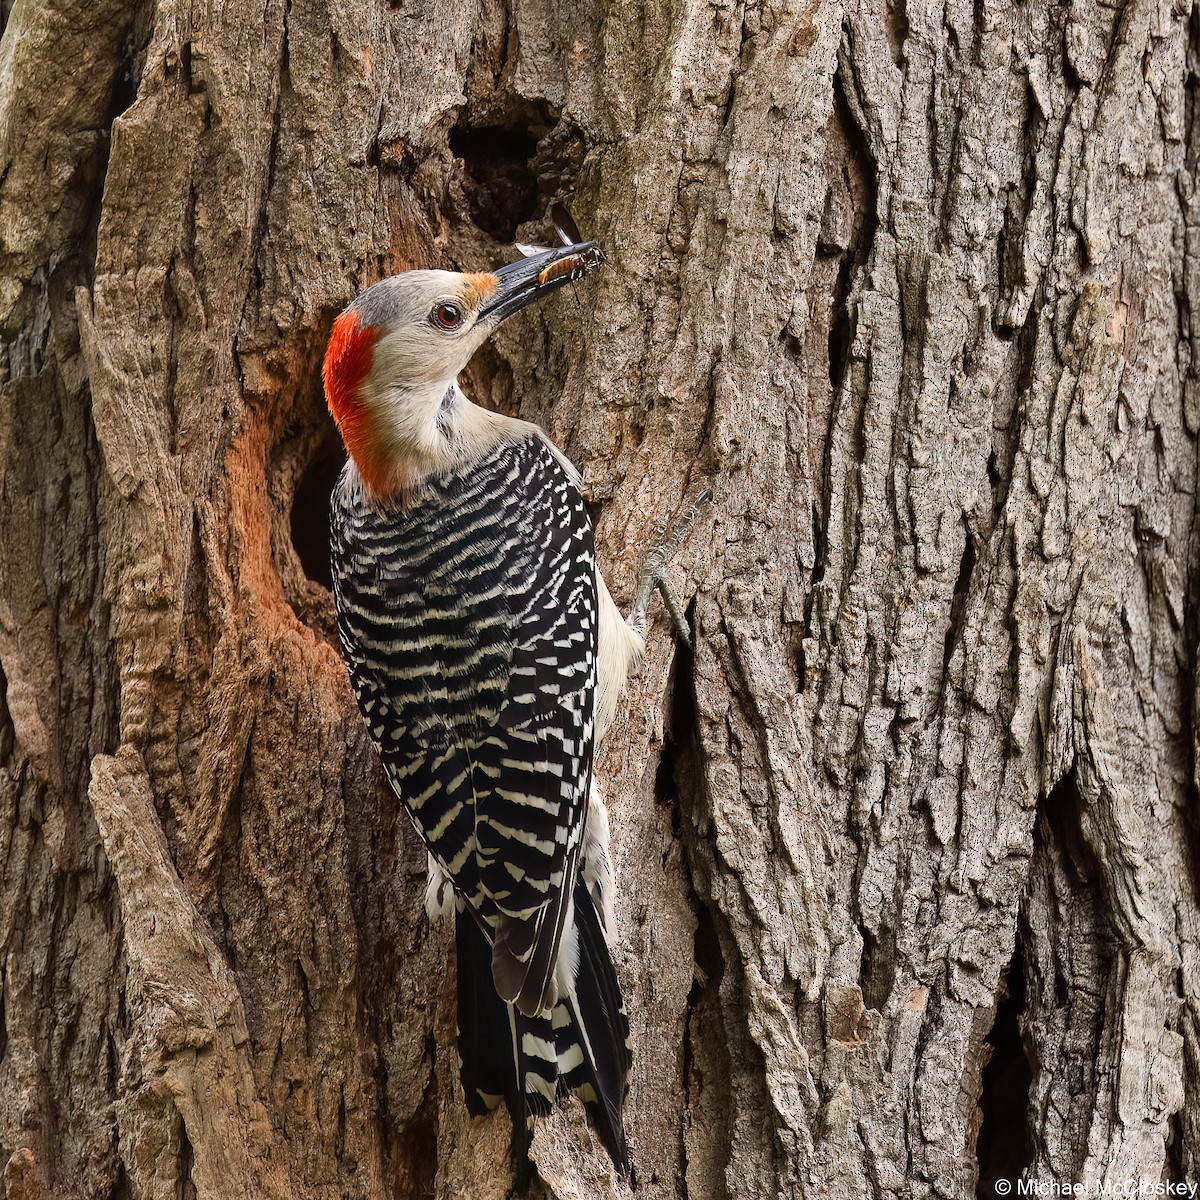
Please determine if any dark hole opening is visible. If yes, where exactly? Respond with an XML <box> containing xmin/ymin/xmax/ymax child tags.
<box><xmin>976</xmin><ymin>947</ymin><xmax>1033</xmax><ymax>1198</ymax></box>
<box><xmin>1043</xmin><ymin>769</ymin><xmax>1100</xmax><ymax>889</ymax></box>
<box><xmin>827</xmin><ymin>258</ymin><xmax>854</xmax><ymax>391</ymax></box>
<box><xmin>1167</xmin><ymin>1109</ymin><xmax>1187</xmax><ymax>1185</ymax></box>
<box><xmin>388</xmin><ymin>1076</ymin><xmax>439</xmax><ymax>1198</ymax></box>
<box><xmin>692</xmin><ymin>902</ymin><xmax>726</xmax><ymax>994</ymax></box>
<box><xmin>941</xmin><ymin>528</ymin><xmax>977</xmax><ymax>680</ymax></box>
<box><xmin>860</xmin><ymin>924</ymin><xmax>896</xmax><ymax>1013</ymax></box>
<box><xmin>450</xmin><ymin>123</ymin><xmax>540</xmax><ymax>242</ymax></box>
<box><xmin>112</xmin><ymin>1160</ymin><xmax>133</xmax><ymax>1200</ymax></box>
<box><xmin>290</xmin><ymin>429</ymin><xmax>345</xmax><ymax>591</ymax></box>
<box><xmin>178</xmin><ymin>1117</ymin><xmax>198</xmax><ymax>1200</ymax></box>
<box><xmin>654</xmin><ymin>736</ymin><xmax>678</xmax><ymax>810</ymax></box>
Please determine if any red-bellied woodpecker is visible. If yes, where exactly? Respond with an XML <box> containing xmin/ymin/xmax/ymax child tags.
<box><xmin>323</xmin><ymin>234</ymin><xmax>702</xmax><ymax>1173</ymax></box>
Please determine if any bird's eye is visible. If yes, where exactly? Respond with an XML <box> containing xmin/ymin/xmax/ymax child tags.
<box><xmin>431</xmin><ymin>302</ymin><xmax>464</xmax><ymax>331</ymax></box>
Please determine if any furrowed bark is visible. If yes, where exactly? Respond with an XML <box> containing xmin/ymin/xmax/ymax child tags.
<box><xmin>2</xmin><ymin>0</ymin><xmax>1198</xmax><ymax>1197</ymax></box>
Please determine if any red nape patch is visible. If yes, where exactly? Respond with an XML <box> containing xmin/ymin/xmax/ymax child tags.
<box><xmin>323</xmin><ymin>309</ymin><xmax>382</xmax><ymax>432</ymax></box>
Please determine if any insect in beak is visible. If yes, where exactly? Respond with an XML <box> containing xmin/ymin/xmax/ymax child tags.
<box><xmin>516</xmin><ymin>201</ymin><xmax>592</xmax><ymax>260</ymax></box>
<box><xmin>483</xmin><ymin>207</ymin><xmax>606</xmax><ymax>324</ymax></box>
<box><xmin>549</xmin><ymin>201</ymin><xmax>584</xmax><ymax>247</ymax></box>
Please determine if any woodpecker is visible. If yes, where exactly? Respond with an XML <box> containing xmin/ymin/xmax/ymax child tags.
<box><xmin>324</xmin><ymin>232</ymin><xmax>701</xmax><ymax>1174</ymax></box>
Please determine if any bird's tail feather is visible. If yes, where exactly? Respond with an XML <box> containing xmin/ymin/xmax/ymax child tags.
<box><xmin>455</xmin><ymin>906</ymin><xmax>555</xmax><ymax>1152</ymax></box>
<box><xmin>555</xmin><ymin>878</ymin><xmax>631</xmax><ymax>1172</ymax></box>
<box><xmin>454</xmin><ymin>882</ymin><xmax>631</xmax><ymax>1173</ymax></box>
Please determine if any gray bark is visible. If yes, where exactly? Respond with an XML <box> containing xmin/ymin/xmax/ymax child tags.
<box><xmin>1</xmin><ymin>0</ymin><xmax>1198</xmax><ymax>1197</ymax></box>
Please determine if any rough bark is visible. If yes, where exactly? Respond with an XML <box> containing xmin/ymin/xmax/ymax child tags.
<box><xmin>2</xmin><ymin>0</ymin><xmax>1198</xmax><ymax>1197</ymax></box>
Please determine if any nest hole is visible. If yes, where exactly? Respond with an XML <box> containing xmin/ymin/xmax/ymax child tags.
<box><xmin>290</xmin><ymin>422</ymin><xmax>344</xmax><ymax>592</ymax></box>
<box><xmin>450</xmin><ymin>122</ymin><xmax>541</xmax><ymax>242</ymax></box>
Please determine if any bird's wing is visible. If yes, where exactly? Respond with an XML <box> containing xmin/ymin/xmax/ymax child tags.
<box><xmin>478</xmin><ymin>439</ymin><xmax>597</xmax><ymax>1013</ymax></box>
<box><xmin>331</xmin><ymin>437</ymin><xmax>597</xmax><ymax>1011</ymax></box>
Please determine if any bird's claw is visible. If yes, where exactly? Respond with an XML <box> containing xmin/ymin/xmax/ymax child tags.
<box><xmin>630</xmin><ymin>485</ymin><xmax>712</xmax><ymax>649</ymax></box>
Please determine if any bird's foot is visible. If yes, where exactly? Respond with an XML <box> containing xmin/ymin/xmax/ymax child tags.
<box><xmin>629</xmin><ymin>486</ymin><xmax>711</xmax><ymax>650</ymax></box>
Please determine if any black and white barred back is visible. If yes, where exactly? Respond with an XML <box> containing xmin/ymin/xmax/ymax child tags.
<box><xmin>332</xmin><ymin>433</ymin><xmax>596</xmax><ymax>928</ymax></box>
<box><xmin>330</xmin><ymin>432</ymin><xmax>629</xmax><ymax>1169</ymax></box>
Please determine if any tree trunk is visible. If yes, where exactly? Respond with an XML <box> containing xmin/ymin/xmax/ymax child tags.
<box><xmin>2</xmin><ymin>0</ymin><xmax>1198</xmax><ymax>1196</ymax></box>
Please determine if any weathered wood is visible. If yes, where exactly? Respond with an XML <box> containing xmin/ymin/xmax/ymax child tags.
<box><xmin>2</xmin><ymin>0</ymin><xmax>1198</xmax><ymax>1196</ymax></box>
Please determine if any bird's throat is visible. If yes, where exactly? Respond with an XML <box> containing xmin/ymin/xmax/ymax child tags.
<box><xmin>336</xmin><ymin>381</ymin><xmax>474</xmax><ymax>502</ymax></box>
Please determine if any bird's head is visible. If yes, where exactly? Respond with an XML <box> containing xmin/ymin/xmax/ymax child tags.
<box><xmin>324</xmin><ymin>241</ymin><xmax>604</xmax><ymax>498</ymax></box>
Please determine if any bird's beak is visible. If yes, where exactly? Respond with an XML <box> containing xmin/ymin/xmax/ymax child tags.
<box><xmin>477</xmin><ymin>242</ymin><xmax>606</xmax><ymax>325</ymax></box>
